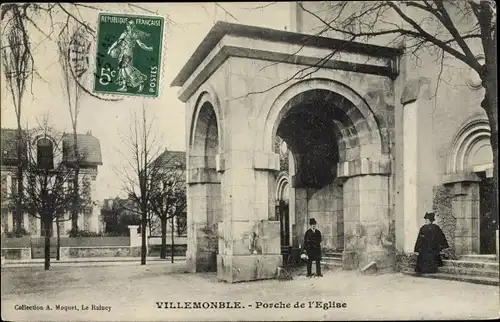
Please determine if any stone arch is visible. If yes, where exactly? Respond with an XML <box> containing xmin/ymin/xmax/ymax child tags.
<box><xmin>261</xmin><ymin>78</ymin><xmax>385</xmax><ymax>162</ymax></box>
<box><xmin>447</xmin><ymin>115</ymin><xmax>491</xmax><ymax>174</ymax></box>
<box><xmin>189</xmin><ymin>88</ymin><xmax>223</xmax><ymax>170</ymax></box>
<box><xmin>276</xmin><ymin>171</ymin><xmax>290</xmax><ymax>202</ymax></box>
<box><xmin>186</xmin><ymin>88</ymin><xmax>223</xmax><ymax>273</ymax></box>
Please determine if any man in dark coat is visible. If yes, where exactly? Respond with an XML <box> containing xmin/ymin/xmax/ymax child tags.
<box><xmin>414</xmin><ymin>212</ymin><xmax>449</xmax><ymax>275</ymax></box>
<box><xmin>304</xmin><ymin>218</ymin><xmax>323</xmax><ymax>277</ymax></box>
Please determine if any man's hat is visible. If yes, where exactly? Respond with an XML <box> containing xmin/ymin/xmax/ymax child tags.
<box><xmin>424</xmin><ymin>212</ymin><xmax>435</xmax><ymax>222</ymax></box>
<box><xmin>309</xmin><ymin>218</ymin><xmax>317</xmax><ymax>225</ymax></box>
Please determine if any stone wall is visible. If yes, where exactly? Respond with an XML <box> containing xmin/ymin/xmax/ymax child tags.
<box><xmin>306</xmin><ymin>183</ymin><xmax>343</xmax><ymax>251</ymax></box>
<box><xmin>60</xmin><ymin>246</ymin><xmax>142</xmax><ymax>258</ymax></box>
<box><xmin>1</xmin><ymin>248</ymin><xmax>31</xmax><ymax>260</ymax></box>
<box><xmin>395</xmin><ymin>252</ymin><xmax>417</xmax><ymax>273</ymax></box>
<box><xmin>433</xmin><ymin>185</ymin><xmax>458</xmax><ymax>259</ymax></box>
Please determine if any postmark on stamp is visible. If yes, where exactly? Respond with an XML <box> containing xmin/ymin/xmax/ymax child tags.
<box><xmin>93</xmin><ymin>13</ymin><xmax>164</xmax><ymax>98</ymax></box>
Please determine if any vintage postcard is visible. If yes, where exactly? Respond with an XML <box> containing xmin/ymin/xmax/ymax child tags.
<box><xmin>1</xmin><ymin>2</ymin><xmax>498</xmax><ymax>321</ymax></box>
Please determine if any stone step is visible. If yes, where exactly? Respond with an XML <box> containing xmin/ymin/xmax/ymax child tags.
<box><xmin>404</xmin><ymin>271</ymin><xmax>499</xmax><ymax>286</ymax></box>
<box><xmin>438</xmin><ymin>266</ymin><xmax>499</xmax><ymax>278</ymax></box>
<box><xmin>459</xmin><ymin>254</ymin><xmax>498</xmax><ymax>263</ymax></box>
<box><xmin>443</xmin><ymin>259</ymin><xmax>499</xmax><ymax>270</ymax></box>
<box><xmin>324</xmin><ymin>252</ymin><xmax>343</xmax><ymax>258</ymax></box>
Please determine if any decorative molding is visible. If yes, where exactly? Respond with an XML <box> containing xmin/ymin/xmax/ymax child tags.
<box><xmin>465</xmin><ymin>55</ymin><xmax>484</xmax><ymax>89</ymax></box>
<box><xmin>446</xmin><ymin>116</ymin><xmax>491</xmax><ymax>174</ymax></box>
<box><xmin>400</xmin><ymin>77</ymin><xmax>431</xmax><ymax>105</ymax></box>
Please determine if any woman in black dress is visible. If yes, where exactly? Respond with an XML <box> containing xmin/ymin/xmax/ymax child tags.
<box><xmin>304</xmin><ymin>218</ymin><xmax>323</xmax><ymax>277</ymax></box>
<box><xmin>414</xmin><ymin>212</ymin><xmax>449</xmax><ymax>275</ymax></box>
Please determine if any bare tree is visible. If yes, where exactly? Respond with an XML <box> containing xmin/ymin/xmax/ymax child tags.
<box><xmin>245</xmin><ymin>1</ymin><xmax>497</xmax><ymax>223</ymax></box>
<box><xmin>116</xmin><ymin>104</ymin><xmax>164</xmax><ymax>265</ymax></box>
<box><xmin>10</xmin><ymin>118</ymin><xmax>84</xmax><ymax>270</ymax></box>
<box><xmin>57</xmin><ymin>24</ymin><xmax>90</xmax><ymax>233</ymax></box>
<box><xmin>1</xmin><ymin>7</ymin><xmax>34</xmax><ymax>232</ymax></box>
<box><xmin>148</xmin><ymin>153</ymin><xmax>186</xmax><ymax>260</ymax></box>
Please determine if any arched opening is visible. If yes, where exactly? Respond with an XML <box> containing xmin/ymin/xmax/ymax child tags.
<box><xmin>447</xmin><ymin>116</ymin><xmax>495</xmax><ymax>255</ymax></box>
<box><xmin>273</xmin><ymin>88</ymin><xmax>375</xmax><ymax>254</ymax></box>
<box><xmin>187</xmin><ymin>97</ymin><xmax>222</xmax><ymax>272</ymax></box>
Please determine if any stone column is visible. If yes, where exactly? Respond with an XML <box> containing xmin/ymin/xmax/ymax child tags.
<box><xmin>23</xmin><ymin>213</ymin><xmax>29</xmax><ymax>232</ymax></box>
<box><xmin>128</xmin><ymin>225</ymin><xmax>140</xmax><ymax>247</ymax></box>
<box><xmin>36</xmin><ymin>217</ymin><xmax>41</xmax><ymax>237</ymax></box>
<box><xmin>216</xmin><ymin>151</ymin><xmax>282</xmax><ymax>283</ymax></box>
<box><xmin>395</xmin><ymin>77</ymin><xmax>432</xmax><ymax>254</ymax></box>
<box><xmin>7</xmin><ymin>212</ymin><xmax>13</xmax><ymax>233</ymax></box>
<box><xmin>402</xmin><ymin>98</ymin><xmax>419</xmax><ymax>252</ymax></box>
<box><xmin>185</xmin><ymin>165</ymin><xmax>221</xmax><ymax>273</ymax></box>
<box><xmin>338</xmin><ymin>159</ymin><xmax>393</xmax><ymax>270</ymax></box>
<box><xmin>288</xmin><ymin>152</ymin><xmax>297</xmax><ymax>247</ymax></box>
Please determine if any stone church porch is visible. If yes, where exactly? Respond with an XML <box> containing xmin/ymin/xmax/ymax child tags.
<box><xmin>171</xmin><ymin>21</ymin><xmax>402</xmax><ymax>282</ymax></box>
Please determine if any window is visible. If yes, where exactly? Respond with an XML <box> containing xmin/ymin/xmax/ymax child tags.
<box><xmin>37</xmin><ymin>138</ymin><xmax>54</xmax><ymax>169</ymax></box>
<box><xmin>11</xmin><ymin>177</ymin><xmax>17</xmax><ymax>196</ymax></box>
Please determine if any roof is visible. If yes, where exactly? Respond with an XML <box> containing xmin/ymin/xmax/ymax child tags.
<box><xmin>62</xmin><ymin>134</ymin><xmax>103</xmax><ymax>165</ymax></box>
<box><xmin>0</xmin><ymin>128</ymin><xmax>26</xmax><ymax>161</ymax></box>
<box><xmin>1</xmin><ymin>128</ymin><xmax>102</xmax><ymax>166</ymax></box>
<box><xmin>154</xmin><ymin>150</ymin><xmax>186</xmax><ymax>169</ymax></box>
<box><xmin>171</xmin><ymin>21</ymin><xmax>404</xmax><ymax>87</ymax></box>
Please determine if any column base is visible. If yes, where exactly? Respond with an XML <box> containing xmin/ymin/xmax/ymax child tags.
<box><xmin>217</xmin><ymin>254</ymin><xmax>282</xmax><ymax>283</ymax></box>
<box><xmin>186</xmin><ymin>250</ymin><xmax>217</xmax><ymax>273</ymax></box>
<box><xmin>343</xmin><ymin>249</ymin><xmax>396</xmax><ymax>271</ymax></box>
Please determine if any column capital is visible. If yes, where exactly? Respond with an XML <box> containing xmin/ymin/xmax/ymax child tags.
<box><xmin>442</xmin><ymin>172</ymin><xmax>481</xmax><ymax>186</ymax></box>
<box><xmin>337</xmin><ymin>157</ymin><xmax>391</xmax><ymax>178</ymax></box>
<box><xmin>400</xmin><ymin>77</ymin><xmax>431</xmax><ymax>105</ymax></box>
<box><xmin>215</xmin><ymin>151</ymin><xmax>280</xmax><ymax>172</ymax></box>
<box><xmin>187</xmin><ymin>168</ymin><xmax>220</xmax><ymax>184</ymax></box>
<box><xmin>253</xmin><ymin>151</ymin><xmax>280</xmax><ymax>172</ymax></box>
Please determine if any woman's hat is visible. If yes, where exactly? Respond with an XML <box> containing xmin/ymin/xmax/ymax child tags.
<box><xmin>309</xmin><ymin>218</ymin><xmax>317</xmax><ymax>225</ymax></box>
<box><xmin>424</xmin><ymin>212</ymin><xmax>435</xmax><ymax>221</ymax></box>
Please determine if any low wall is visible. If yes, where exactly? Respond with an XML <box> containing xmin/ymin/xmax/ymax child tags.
<box><xmin>1</xmin><ymin>248</ymin><xmax>31</xmax><ymax>260</ymax></box>
<box><xmin>60</xmin><ymin>246</ymin><xmax>142</xmax><ymax>258</ymax></box>
<box><xmin>148</xmin><ymin>244</ymin><xmax>187</xmax><ymax>257</ymax></box>
<box><xmin>395</xmin><ymin>252</ymin><xmax>418</xmax><ymax>273</ymax></box>
<box><xmin>30</xmin><ymin>237</ymin><xmax>130</xmax><ymax>247</ymax></box>
<box><xmin>1</xmin><ymin>237</ymin><xmax>31</xmax><ymax>248</ymax></box>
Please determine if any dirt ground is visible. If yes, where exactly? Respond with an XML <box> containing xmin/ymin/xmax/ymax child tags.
<box><xmin>1</xmin><ymin>263</ymin><xmax>498</xmax><ymax>321</ymax></box>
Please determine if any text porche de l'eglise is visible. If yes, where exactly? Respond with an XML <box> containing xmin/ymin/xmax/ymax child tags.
<box><xmin>156</xmin><ymin>301</ymin><xmax>348</xmax><ymax>310</ymax></box>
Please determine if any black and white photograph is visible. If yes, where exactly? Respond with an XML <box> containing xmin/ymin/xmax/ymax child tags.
<box><xmin>0</xmin><ymin>1</ymin><xmax>498</xmax><ymax>321</ymax></box>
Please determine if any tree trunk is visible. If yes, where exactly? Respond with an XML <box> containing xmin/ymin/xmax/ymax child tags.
<box><xmin>141</xmin><ymin>208</ymin><xmax>147</xmax><ymax>265</ymax></box>
<box><xmin>15</xmin><ymin>128</ymin><xmax>24</xmax><ymax>231</ymax></box>
<box><xmin>483</xmin><ymin>79</ymin><xmax>498</xmax><ymax>229</ymax></box>
<box><xmin>43</xmin><ymin>217</ymin><xmax>51</xmax><ymax>270</ymax></box>
<box><xmin>171</xmin><ymin>217</ymin><xmax>175</xmax><ymax>264</ymax></box>
<box><xmin>71</xmin><ymin>169</ymin><xmax>80</xmax><ymax>232</ymax></box>
<box><xmin>160</xmin><ymin>217</ymin><xmax>167</xmax><ymax>259</ymax></box>
<box><xmin>56</xmin><ymin>217</ymin><xmax>61</xmax><ymax>261</ymax></box>
<box><xmin>71</xmin><ymin>132</ymin><xmax>80</xmax><ymax>232</ymax></box>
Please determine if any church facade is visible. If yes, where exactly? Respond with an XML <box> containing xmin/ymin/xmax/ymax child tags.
<box><xmin>0</xmin><ymin>128</ymin><xmax>103</xmax><ymax>236</ymax></box>
<box><xmin>171</xmin><ymin>3</ymin><xmax>497</xmax><ymax>282</ymax></box>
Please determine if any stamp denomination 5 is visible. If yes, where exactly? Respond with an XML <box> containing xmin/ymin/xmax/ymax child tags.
<box><xmin>93</xmin><ymin>13</ymin><xmax>164</xmax><ymax>98</ymax></box>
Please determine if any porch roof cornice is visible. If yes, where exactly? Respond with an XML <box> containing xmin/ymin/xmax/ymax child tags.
<box><xmin>171</xmin><ymin>21</ymin><xmax>404</xmax><ymax>88</ymax></box>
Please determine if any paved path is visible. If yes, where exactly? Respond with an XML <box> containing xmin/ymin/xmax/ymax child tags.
<box><xmin>2</xmin><ymin>264</ymin><xmax>498</xmax><ymax>321</ymax></box>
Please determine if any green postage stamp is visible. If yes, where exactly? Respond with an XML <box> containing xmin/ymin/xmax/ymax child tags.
<box><xmin>94</xmin><ymin>13</ymin><xmax>164</xmax><ymax>98</ymax></box>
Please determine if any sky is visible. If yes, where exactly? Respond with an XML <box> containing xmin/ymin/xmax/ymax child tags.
<box><xmin>0</xmin><ymin>2</ymin><xmax>294</xmax><ymax>201</ymax></box>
